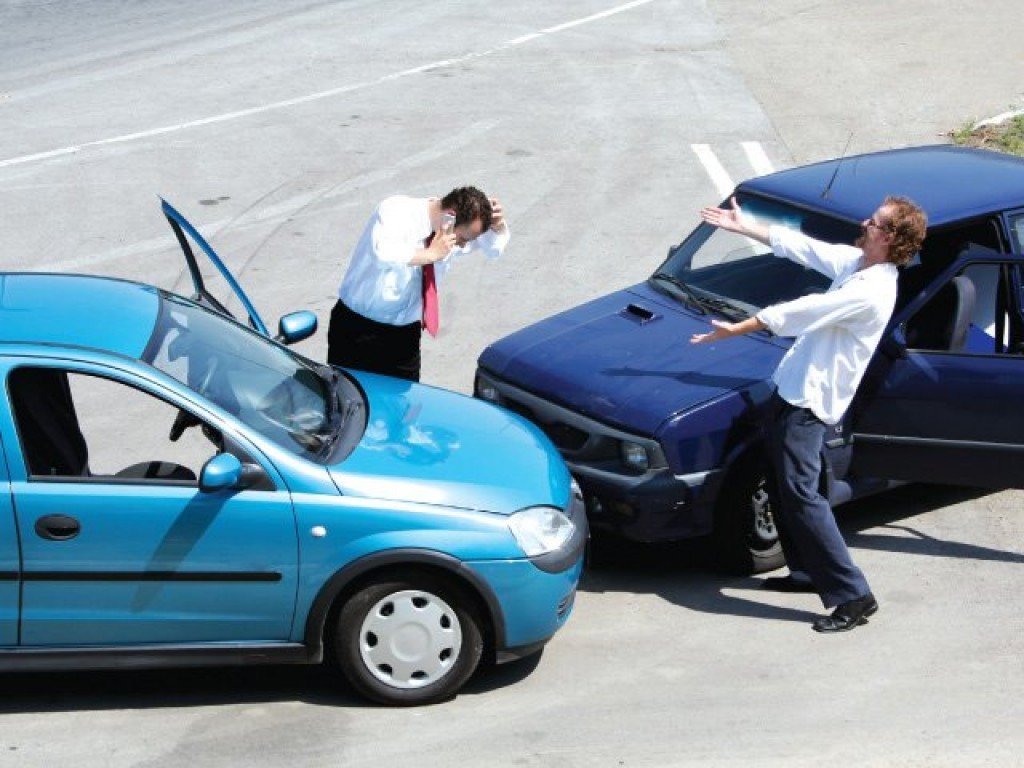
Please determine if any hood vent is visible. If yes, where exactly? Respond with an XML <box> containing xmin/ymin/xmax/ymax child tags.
<box><xmin>619</xmin><ymin>303</ymin><xmax>660</xmax><ymax>325</ymax></box>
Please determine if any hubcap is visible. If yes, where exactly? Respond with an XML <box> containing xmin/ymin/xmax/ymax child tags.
<box><xmin>358</xmin><ymin>589</ymin><xmax>462</xmax><ymax>690</ymax></box>
<box><xmin>750</xmin><ymin>477</ymin><xmax>777</xmax><ymax>544</ymax></box>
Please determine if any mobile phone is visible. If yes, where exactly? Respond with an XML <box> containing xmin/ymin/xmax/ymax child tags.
<box><xmin>440</xmin><ymin>212</ymin><xmax>456</xmax><ymax>233</ymax></box>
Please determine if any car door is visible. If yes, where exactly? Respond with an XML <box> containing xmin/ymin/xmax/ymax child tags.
<box><xmin>2</xmin><ymin>359</ymin><xmax>299</xmax><ymax>647</ymax></box>
<box><xmin>0</xmin><ymin>434</ymin><xmax>18</xmax><ymax>646</ymax></box>
<box><xmin>850</xmin><ymin>246</ymin><xmax>1024</xmax><ymax>488</ymax></box>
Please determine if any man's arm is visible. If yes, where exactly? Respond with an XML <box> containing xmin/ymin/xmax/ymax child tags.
<box><xmin>701</xmin><ymin>197</ymin><xmax>857</xmax><ymax>280</ymax></box>
<box><xmin>700</xmin><ymin>197</ymin><xmax>770</xmax><ymax>244</ymax></box>
<box><xmin>690</xmin><ymin>316</ymin><xmax>768</xmax><ymax>344</ymax></box>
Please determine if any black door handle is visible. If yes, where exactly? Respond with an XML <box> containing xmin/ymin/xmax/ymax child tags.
<box><xmin>35</xmin><ymin>514</ymin><xmax>81</xmax><ymax>541</ymax></box>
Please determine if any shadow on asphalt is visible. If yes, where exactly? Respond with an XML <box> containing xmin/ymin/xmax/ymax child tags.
<box><xmin>1</xmin><ymin>484</ymin><xmax>1013</xmax><ymax>713</ymax></box>
<box><xmin>0</xmin><ymin>651</ymin><xmax>544</xmax><ymax>713</ymax></box>
<box><xmin>579</xmin><ymin>483</ymin><xmax>1020</xmax><ymax>623</ymax></box>
<box><xmin>0</xmin><ymin>664</ymin><xmax>371</xmax><ymax>713</ymax></box>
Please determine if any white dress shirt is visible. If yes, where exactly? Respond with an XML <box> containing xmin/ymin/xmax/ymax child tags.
<box><xmin>338</xmin><ymin>195</ymin><xmax>510</xmax><ymax>326</ymax></box>
<box><xmin>755</xmin><ymin>226</ymin><xmax>898</xmax><ymax>425</ymax></box>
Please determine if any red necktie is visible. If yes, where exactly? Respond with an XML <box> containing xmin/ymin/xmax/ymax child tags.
<box><xmin>422</xmin><ymin>233</ymin><xmax>439</xmax><ymax>337</ymax></box>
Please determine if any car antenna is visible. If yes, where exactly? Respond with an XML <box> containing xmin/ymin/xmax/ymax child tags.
<box><xmin>821</xmin><ymin>132</ymin><xmax>854</xmax><ymax>200</ymax></box>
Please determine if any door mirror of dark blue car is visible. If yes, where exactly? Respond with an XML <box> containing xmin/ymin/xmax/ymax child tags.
<box><xmin>276</xmin><ymin>311</ymin><xmax>318</xmax><ymax>345</ymax></box>
<box><xmin>881</xmin><ymin>327</ymin><xmax>908</xmax><ymax>359</ymax></box>
<box><xmin>199</xmin><ymin>453</ymin><xmax>243</xmax><ymax>493</ymax></box>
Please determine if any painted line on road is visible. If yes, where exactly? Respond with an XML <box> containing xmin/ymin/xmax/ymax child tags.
<box><xmin>741</xmin><ymin>141</ymin><xmax>775</xmax><ymax>176</ymax></box>
<box><xmin>0</xmin><ymin>0</ymin><xmax>656</xmax><ymax>171</ymax></box>
<box><xmin>690</xmin><ymin>144</ymin><xmax>735</xmax><ymax>199</ymax></box>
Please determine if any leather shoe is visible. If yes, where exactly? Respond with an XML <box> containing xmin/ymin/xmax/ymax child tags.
<box><xmin>761</xmin><ymin>575</ymin><xmax>817</xmax><ymax>594</ymax></box>
<box><xmin>812</xmin><ymin>592</ymin><xmax>878</xmax><ymax>633</ymax></box>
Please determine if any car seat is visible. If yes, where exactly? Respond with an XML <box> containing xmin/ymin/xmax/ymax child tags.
<box><xmin>9</xmin><ymin>367</ymin><xmax>89</xmax><ymax>476</ymax></box>
<box><xmin>903</xmin><ymin>273</ymin><xmax>976</xmax><ymax>352</ymax></box>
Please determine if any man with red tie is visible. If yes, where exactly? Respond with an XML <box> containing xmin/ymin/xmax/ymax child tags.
<box><xmin>327</xmin><ymin>186</ymin><xmax>509</xmax><ymax>381</ymax></box>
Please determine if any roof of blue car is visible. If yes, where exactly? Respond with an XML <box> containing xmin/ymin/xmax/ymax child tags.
<box><xmin>739</xmin><ymin>145</ymin><xmax>1024</xmax><ymax>228</ymax></box>
<box><xmin>0</xmin><ymin>273</ymin><xmax>159</xmax><ymax>358</ymax></box>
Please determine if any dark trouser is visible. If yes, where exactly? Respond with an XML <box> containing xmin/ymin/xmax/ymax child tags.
<box><xmin>327</xmin><ymin>300</ymin><xmax>422</xmax><ymax>382</ymax></box>
<box><xmin>766</xmin><ymin>392</ymin><xmax>870</xmax><ymax>608</ymax></box>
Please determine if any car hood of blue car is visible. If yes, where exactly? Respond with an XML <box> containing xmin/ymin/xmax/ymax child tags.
<box><xmin>478</xmin><ymin>282</ymin><xmax>786</xmax><ymax>436</ymax></box>
<box><xmin>327</xmin><ymin>372</ymin><xmax>571</xmax><ymax>516</ymax></box>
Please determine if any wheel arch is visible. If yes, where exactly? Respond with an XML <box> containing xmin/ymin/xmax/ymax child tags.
<box><xmin>303</xmin><ymin>549</ymin><xmax>506</xmax><ymax>659</ymax></box>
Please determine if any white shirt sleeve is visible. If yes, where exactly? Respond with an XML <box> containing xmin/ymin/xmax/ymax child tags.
<box><xmin>769</xmin><ymin>225</ymin><xmax>862</xmax><ymax>280</ymax></box>
<box><xmin>372</xmin><ymin>197</ymin><xmax>422</xmax><ymax>265</ymax></box>
<box><xmin>471</xmin><ymin>222</ymin><xmax>511</xmax><ymax>260</ymax></box>
<box><xmin>757</xmin><ymin>277</ymin><xmax>880</xmax><ymax>338</ymax></box>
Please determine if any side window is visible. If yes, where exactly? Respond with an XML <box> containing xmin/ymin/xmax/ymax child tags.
<box><xmin>8</xmin><ymin>368</ymin><xmax>221</xmax><ymax>483</ymax></box>
<box><xmin>903</xmin><ymin>262</ymin><xmax>1015</xmax><ymax>355</ymax></box>
<box><xmin>1009</xmin><ymin>212</ymin><xmax>1024</xmax><ymax>253</ymax></box>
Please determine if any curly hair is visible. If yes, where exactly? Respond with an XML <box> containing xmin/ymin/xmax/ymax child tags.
<box><xmin>441</xmin><ymin>186</ymin><xmax>493</xmax><ymax>231</ymax></box>
<box><xmin>881</xmin><ymin>196</ymin><xmax>927</xmax><ymax>267</ymax></box>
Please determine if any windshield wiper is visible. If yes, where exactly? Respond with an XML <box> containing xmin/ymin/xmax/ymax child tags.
<box><xmin>694</xmin><ymin>295</ymin><xmax>749</xmax><ymax>321</ymax></box>
<box><xmin>650</xmin><ymin>272</ymin><xmax>706</xmax><ymax>314</ymax></box>
<box><xmin>313</xmin><ymin>365</ymin><xmax>365</xmax><ymax>460</ymax></box>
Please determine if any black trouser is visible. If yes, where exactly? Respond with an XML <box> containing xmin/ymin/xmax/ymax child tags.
<box><xmin>765</xmin><ymin>392</ymin><xmax>870</xmax><ymax>608</ymax></box>
<box><xmin>327</xmin><ymin>300</ymin><xmax>422</xmax><ymax>382</ymax></box>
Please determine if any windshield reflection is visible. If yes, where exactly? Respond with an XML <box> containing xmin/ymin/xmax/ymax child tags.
<box><xmin>655</xmin><ymin>194</ymin><xmax>861</xmax><ymax>315</ymax></box>
<box><xmin>143</xmin><ymin>294</ymin><xmax>333</xmax><ymax>460</ymax></box>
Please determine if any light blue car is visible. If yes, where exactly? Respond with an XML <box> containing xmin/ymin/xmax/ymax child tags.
<box><xmin>0</xmin><ymin>201</ymin><xmax>585</xmax><ymax>706</ymax></box>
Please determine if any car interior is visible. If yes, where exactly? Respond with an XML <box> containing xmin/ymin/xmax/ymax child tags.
<box><xmin>8</xmin><ymin>367</ymin><xmax>214</xmax><ymax>483</ymax></box>
<box><xmin>896</xmin><ymin>218</ymin><xmax>1022</xmax><ymax>353</ymax></box>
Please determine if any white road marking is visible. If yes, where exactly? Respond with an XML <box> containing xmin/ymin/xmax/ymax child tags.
<box><xmin>690</xmin><ymin>143</ymin><xmax>735</xmax><ymax>199</ymax></box>
<box><xmin>0</xmin><ymin>0</ymin><xmax>656</xmax><ymax>171</ymax></box>
<box><xmin>741</xmin><ymin>141</ymin><xmax>775</xmax><ymax>176</ymax></box>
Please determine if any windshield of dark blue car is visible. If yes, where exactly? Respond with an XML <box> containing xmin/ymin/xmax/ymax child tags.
<box><xmin>653</xmin><ymin>193</ymin><xmax>862</xmax><ymax>318</ymax></box>
<box><xmin>143</xmin><ymin>294</ymin><xmax>357</xmax><ymax>462</ymax></box>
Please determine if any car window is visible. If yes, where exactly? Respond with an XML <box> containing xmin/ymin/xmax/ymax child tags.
<box><xmin>656</xmin><ymin>194</ymin><xmax>860</xmax><ymax>316</ymax></box>
<box><xmin>1008</xmin><ymin>212</ymin><xmax>1024</xmax><ymax>254</ymax></box>
<box><xmin>8</xmin><ymin>367</ymin><xmax>220</xmax><ymax>484</ymax></box>
<box><xmin>902</xmin><ymin>261</ymin><xmax>1024</xmax><ymax>355</ymax></box>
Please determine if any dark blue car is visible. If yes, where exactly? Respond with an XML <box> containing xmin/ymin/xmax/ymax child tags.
<box><xmin>476</xmin><ymin>145</ymin><xmax>1024</xmax><ymax>574</ymax></box>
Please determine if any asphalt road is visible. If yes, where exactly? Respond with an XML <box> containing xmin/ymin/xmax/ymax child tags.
<box><xmin>1</xmin><ymin>1</ymin><xmax>1024</xmax><ymax>766</ymax></box>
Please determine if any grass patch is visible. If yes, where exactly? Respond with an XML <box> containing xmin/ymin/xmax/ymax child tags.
<box><xmin>950</xmin><ymin>113</ymin><xmax>1024</xmax><ymax>156</ymax></box>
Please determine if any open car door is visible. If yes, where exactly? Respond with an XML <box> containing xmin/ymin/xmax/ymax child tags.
<box><xmin>162</xmin><ymin>198</ymin><xmax>270</xmax><ymax>336</ymax></box>
<box><xmin>161</xmin><ymin>199</ymin><xmax>318</xmax><ymax>346</ymax></box>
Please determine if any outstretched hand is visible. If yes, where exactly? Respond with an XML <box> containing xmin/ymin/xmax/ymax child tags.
<box><xmin>700</xmin><ymin>196</ymin><xmax>745</xmax><ymax>233</ymax></box>
<box><xmin>690</xmin><ymin>318</ymin><xmax>737</xmax><ymax>344</ymax></box>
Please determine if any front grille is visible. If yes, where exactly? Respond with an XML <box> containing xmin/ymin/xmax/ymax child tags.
<box><xmin>542</xmin><ymin>422</ymin><xmax>589</xmax><ymax>451</ymax></box>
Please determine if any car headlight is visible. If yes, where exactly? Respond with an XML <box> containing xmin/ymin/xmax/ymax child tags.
<box><xmin>619</xmin><ymin>440</ymin><xmax>650</xmax><ymax>471</ymax></box>
<box><xmin>475</xmin><ymin>374</ymin><xmax>501</xmax><ymax>404</ymax></box>
<box><xmin>508</xmin><ymin>506</ymin><xmax>575</xmax><ymax>557</ymax></box>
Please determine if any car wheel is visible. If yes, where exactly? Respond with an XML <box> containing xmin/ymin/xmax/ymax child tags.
<box><xmin>334</xmin><ymin>572</ymin><xmax>484</xmax><ymax>706</ymax></box>
<box><xmin>711</xmin><ymin>460</ymin><xmax>785</xmax><ymax>575</ymax></box>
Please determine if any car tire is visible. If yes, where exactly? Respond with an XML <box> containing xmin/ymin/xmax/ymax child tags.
<box><xmin>711</xmin><ymin>459</ymin><xmax>785</xmax><ymax>575</ymax></box>
<box><xmin>334</xmin><ymin>571</ymin><xmax>484</xmax><ymax>706</ymax></box>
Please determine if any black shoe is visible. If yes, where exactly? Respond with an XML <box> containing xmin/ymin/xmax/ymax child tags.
<box><xmin>812</xmin><ymin>593</ymin><xmax>878</xmax><ymax>633</ymax></box>
<box><xmin>761</xmin><ymin>575</ymin><xmax>817</xmax><ymax>594</ymax></box>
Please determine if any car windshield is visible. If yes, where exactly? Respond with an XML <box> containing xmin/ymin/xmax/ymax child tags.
<box><xmin>653</xmin><ymin>193</ymin><xmax>862</xmax><ymax>318</ymax></box>
<box><xmin>143</xmin><ymin>294</ymin><xmax>340</xmax><ymax>461</ymax></box>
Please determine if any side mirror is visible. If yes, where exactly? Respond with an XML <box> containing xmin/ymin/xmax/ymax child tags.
<box><xmin>880</xmin><ymin>327</ymin><xmax>908</xmax><ymax>360</ymax></box>
<box><xmin>276</xmin><ymin>310</ymin><xmax>318</xmax><ymax>345</ymax></box>
<box><xmin>199</xmin><ymin>452</ymin><xmax>242</xmax><ymax>493</ymax></box>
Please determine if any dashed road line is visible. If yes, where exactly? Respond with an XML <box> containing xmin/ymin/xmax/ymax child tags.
<box><xmin>0</xmin><ymin>0</ymin><xmax>656</xmax><ymax>171</ymax></box>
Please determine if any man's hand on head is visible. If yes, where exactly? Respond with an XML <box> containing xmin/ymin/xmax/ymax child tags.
<box><xmin>489</xmin><ymin>198</ymin><xmax>507</xmax><ymax>233</ymax></box>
